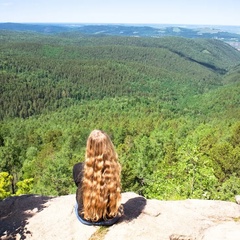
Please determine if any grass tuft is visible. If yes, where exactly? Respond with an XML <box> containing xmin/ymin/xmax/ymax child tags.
<box><xmin>89</xmin><ymin>226</ymin><xmax>109</xmax><ymax>240</ymax></box>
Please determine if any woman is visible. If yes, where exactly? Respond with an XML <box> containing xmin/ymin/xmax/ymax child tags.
<box><xmin>73</xmin><ymin>129</ymin><xmax>123</xmax><ymax>225</ymax></box>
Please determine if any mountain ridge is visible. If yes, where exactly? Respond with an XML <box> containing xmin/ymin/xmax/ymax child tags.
<box><xmin>0</xmin><ymin>22</ymin><xmax>240</xmax><ymax>46</ymax></box>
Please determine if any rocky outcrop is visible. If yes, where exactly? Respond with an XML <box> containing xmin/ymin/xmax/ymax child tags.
<box><xmin>1</xmin><ymin>192</ymin><xmax>240</xmax><ymax>240</ymax></box>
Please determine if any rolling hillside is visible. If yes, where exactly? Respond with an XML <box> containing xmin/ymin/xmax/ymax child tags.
<box><xmin>0</xmin><ymin>31</ymin><xmax>240</xmax><ymax>201</ymax></box>
<box><xmin>1</xmin><ymin>31</ymin><xmax>240</xmax><ymax>119</ymax></box>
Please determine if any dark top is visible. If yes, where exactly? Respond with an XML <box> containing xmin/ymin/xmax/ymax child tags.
<box><xmin>72</xmin><ymin>162</ymin><xmax>121</xmax><ymax>226</ymax></box>
<box><xmin>73</xmin><ymin>162</ymin><xmax>84</xmax><ymax>187</ymax></box>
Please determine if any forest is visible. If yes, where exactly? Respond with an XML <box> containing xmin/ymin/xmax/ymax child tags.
<box><xmin>0</xmin><ymin>30</ymin><xmax>240</xmax><ymax>202</ymax></box>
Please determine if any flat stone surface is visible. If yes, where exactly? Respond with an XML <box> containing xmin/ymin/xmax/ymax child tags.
<box><xmin>1</xmin><ymin>192</ymin><xmax>240</xmax><ymax>240</ymax></box>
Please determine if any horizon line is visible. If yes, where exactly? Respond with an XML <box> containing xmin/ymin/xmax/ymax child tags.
<box><xmin>1</xmin><ymin>22</ymin><xmax>240</xmax><ymax>28</ymax></box>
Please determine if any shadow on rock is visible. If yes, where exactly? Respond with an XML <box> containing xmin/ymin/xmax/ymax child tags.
<box><xmin>119</xmin><ymin>196</ymin><xmax>147</xmax><ymax>223</ymax></box>
<box><xmin>0</xmin><ymin>194</ymin><xmax>53</xmax><ymax>240</ymax></box>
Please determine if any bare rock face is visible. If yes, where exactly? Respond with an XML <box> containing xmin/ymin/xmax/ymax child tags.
<box><xmin>235</xmin><ymin>195</ymin><xmax>240</xmax><ymax>205</ymax></box>
<box><xmin>1</xmin><ymin>192</ymin><xmax>240</xmax><ymax>240</ymax></box>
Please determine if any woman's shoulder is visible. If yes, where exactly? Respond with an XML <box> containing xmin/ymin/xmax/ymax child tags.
<box><xmin>73</xmin><ymin>162</ymin><xmax>84</xmax><ymax>169</ymax></box>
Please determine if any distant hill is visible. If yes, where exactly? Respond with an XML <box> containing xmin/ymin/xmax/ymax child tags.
<box><xmin>1</xmin><ymin>31</ymin><xmax>240</xmax><ymax>119</ymax></box>
<box><xmin>0</xmin><ymin>22</ymin><xmax>240</xmax><ymax>45</ymax></box>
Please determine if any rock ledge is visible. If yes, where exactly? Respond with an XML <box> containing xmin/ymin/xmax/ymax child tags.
<box><xmin>1</xmin><ymin>192</ymin><xmax>240</xmax><ymax>240</ymax></box>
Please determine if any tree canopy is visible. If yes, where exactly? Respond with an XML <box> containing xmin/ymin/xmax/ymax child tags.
<box><xmin>0</xmin><ymin>31</ymin><xmax>240</xmax><ymax>201</ymax></box>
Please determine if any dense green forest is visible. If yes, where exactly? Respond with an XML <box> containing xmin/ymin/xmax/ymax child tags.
<box><xmin>0</xmin><ymin>30</ymin><xmax>240</xmax><ymax>202</ymax></box>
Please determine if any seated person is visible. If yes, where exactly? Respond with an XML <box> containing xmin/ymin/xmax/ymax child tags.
<box><xmin>73</xmin><ymin>129</ymin><xmax>123</xmax><ymax>226</ymax></box>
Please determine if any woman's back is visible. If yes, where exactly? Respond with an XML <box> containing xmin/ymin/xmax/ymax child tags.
<box><xmin>73</xmin><ymin>130</ymin><xmax>123</xmax><ymax>224</ymax></box>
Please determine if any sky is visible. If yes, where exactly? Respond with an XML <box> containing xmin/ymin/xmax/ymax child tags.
<box><xmin>0</xmin><ymin>0</ymin><xmax>240</xmax><ymax>26</ymax></box>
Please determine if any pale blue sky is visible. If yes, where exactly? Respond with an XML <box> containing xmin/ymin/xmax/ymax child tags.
<box><xmin>0</xmin><ymin>0</ymin><xmax>239</xmax><ymax>26</ymax></box>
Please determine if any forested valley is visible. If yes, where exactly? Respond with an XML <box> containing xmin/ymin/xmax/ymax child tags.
<box><xmin>0</xmin><ymin>30</ymin><xmax>240</xmax><ymax>202</ymax></box>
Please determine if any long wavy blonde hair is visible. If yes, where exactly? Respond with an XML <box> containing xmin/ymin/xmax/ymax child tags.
<box><xmin>81</xmin><ymin>129</ymin><xmax>122</xmax><ymax>222</ymax></box>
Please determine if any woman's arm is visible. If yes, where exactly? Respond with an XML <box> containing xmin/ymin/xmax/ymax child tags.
<box><xmin>73</xmin><ymin>162</ymin><xmax>84</xmax><ymax>186</ymax></box>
